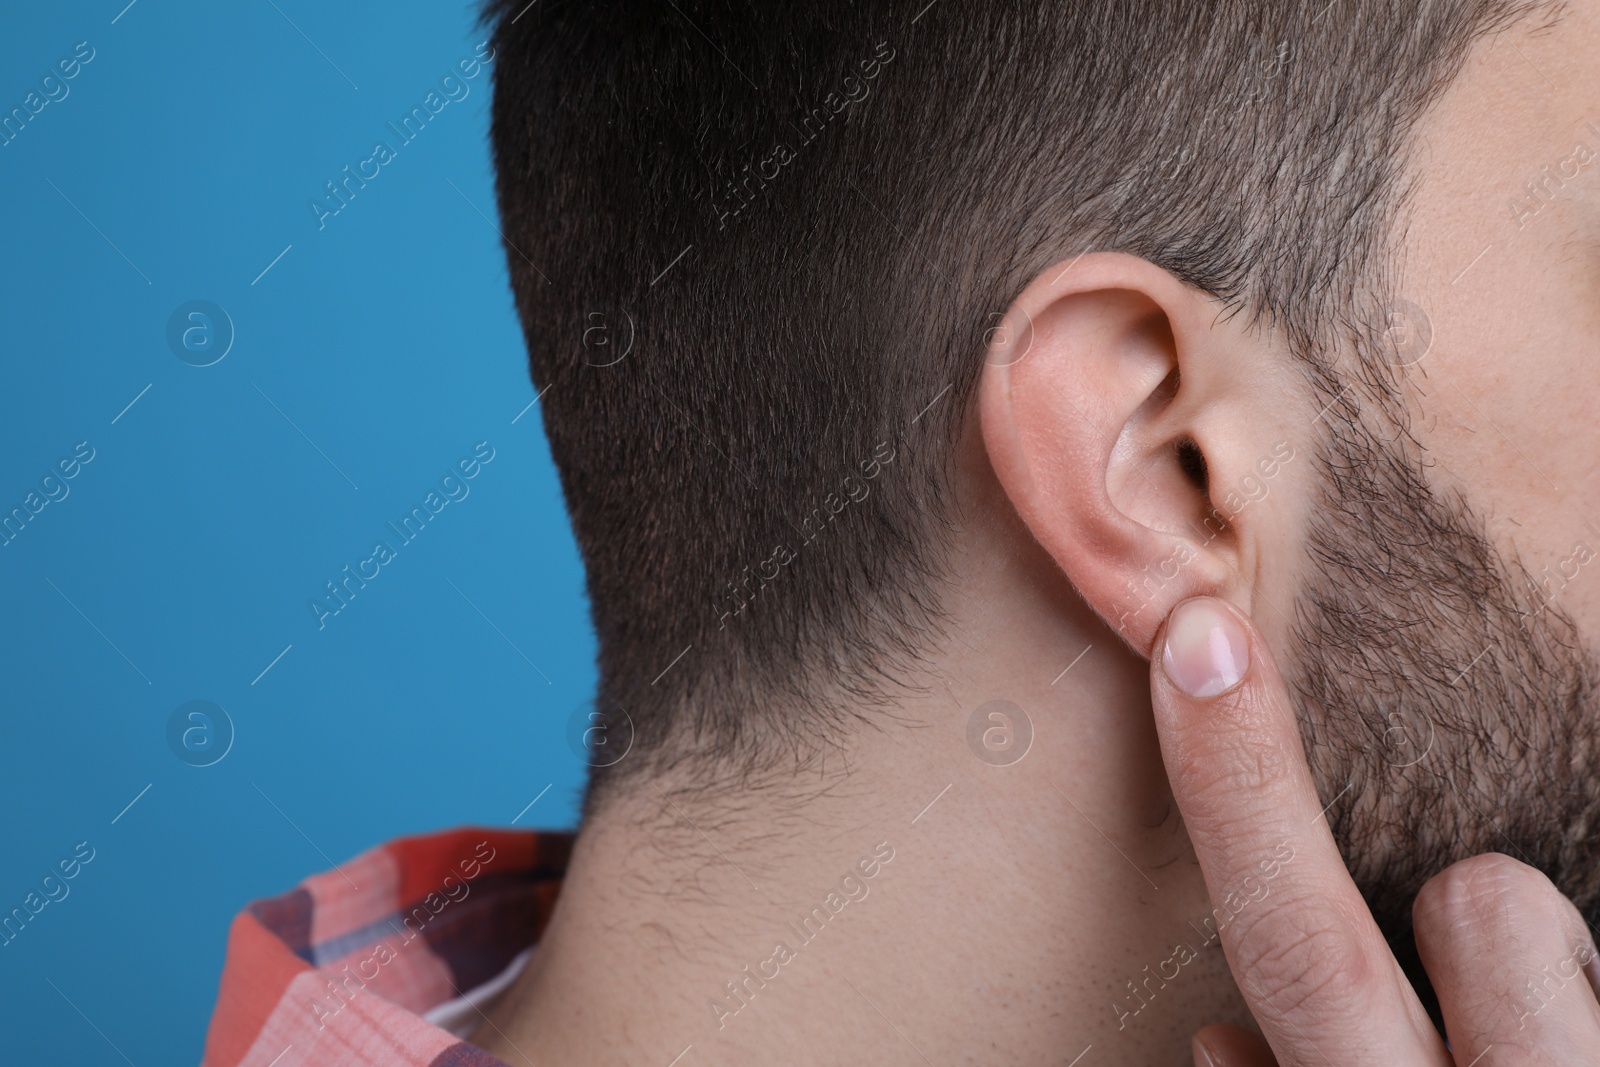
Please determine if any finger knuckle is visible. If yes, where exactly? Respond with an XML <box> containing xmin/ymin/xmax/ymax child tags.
<box><xmin>1173</xmin><ymin>733</ymin><xmax>1294</xmax><ymax>828</ymax></box>
<box><xmin>1230</xmin><ymin>903</ymin><xmax>1374</xmax><ymax>1017</ymax></box>
<box><xmin>1414</xmin><ymin>853</ymin><xmax>1556</xmax><ymax>943</ymax></box>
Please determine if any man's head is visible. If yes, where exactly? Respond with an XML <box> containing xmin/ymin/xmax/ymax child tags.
<box><xmin>481</xmin><ymin>0</ymin><xmax>1599</xmax><ymax>987</ymax></box>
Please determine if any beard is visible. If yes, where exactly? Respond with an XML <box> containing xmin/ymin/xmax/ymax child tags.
<box><xmin>1286</xmin><ymin>386</ymin><xmax>1600</xmax><ymax>1015</ymax></box>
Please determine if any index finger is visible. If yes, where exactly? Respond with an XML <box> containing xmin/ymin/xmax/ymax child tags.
<box><xmin>1151</xmin><ymin>596</ymin><xmax>1447</xmax><ymax>1066</ymax></box>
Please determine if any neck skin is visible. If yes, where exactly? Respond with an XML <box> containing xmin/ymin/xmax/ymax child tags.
<box><xmin>477</xmin><ymin>440</ymin><xmax>1252</xmax><ymax>1066</ymax></box>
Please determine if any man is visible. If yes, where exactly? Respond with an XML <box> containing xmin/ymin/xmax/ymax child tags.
<box><xmin>203</xmin><ymin>0</ymin><xmax>1600</xmax><ymax>1064</ymax></box>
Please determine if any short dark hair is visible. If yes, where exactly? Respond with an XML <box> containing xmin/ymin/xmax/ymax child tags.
<box><xmin>479</xmin><ymin>0</ymin><xmax>1564</xmax><ymax>808</ymax></box>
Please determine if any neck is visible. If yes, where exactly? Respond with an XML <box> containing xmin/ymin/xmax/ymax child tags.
<box><xmin>476</xmin><ymin>524</ymin><xmax>1251</xmax><ymax>1065</ymax></box>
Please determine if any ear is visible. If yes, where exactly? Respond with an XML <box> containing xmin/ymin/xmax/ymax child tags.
<box><xmin>979</xmin><ymin>251</ymin><xmax>1298</xmax><ymax>656</ymax></box>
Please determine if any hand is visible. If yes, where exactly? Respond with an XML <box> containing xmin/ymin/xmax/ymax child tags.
<box><xmin>1150</xmin><ymin>596</ymin><xmax>1600</xmax><ymax>1066</ymax></box>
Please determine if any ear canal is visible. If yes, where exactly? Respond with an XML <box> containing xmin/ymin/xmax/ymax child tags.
<box><xmin>1175</xmin><ymin>438</ymin><xmax>1208</xmax><ymax>494</ymax></box>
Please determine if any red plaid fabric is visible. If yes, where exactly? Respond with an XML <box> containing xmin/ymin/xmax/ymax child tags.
<box><xmin>202</xmin><ymin>827</ymin><xmax>573</xmax><ymax>1067</ymax></box>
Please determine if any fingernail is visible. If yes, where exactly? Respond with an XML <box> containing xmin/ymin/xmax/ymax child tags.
<box><xmin>1163</xmin><ymin>597</ymin><xmax>1250</xmax><ymax>698</ymax></box>
<box><xmin>1191</xmin><ymin>1034</ymin><xmax>1222</xmax><ymax>1067</ymax></box>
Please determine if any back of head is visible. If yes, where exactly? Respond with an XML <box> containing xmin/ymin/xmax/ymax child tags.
<box><xmin>478</xmin><ymin>0</ymin><xmax>1563</xmax><ymax>811</ymax></box>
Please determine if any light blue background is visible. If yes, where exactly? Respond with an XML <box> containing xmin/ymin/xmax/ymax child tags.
<box><xmin>0</xmin><ymin>3</ymin><xmax>592</xmax><ymax>1064</ymax></box>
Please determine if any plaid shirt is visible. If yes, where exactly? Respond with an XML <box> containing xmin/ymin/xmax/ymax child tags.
<box><xmin>202</xmin><ymin>827</ymin><xmax>573</xmax><ymax>1067</ymax></box>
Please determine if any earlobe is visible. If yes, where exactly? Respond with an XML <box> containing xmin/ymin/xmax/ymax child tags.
<box><xmin>979</xmin><ymin>252</ymin><xmax>1244</xmax><ymax>656</ymax></box>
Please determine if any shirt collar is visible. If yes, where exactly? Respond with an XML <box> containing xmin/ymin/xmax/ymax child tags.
<box><xmin>203</xmin><ymin>827</ymin><xmax>573</xmax><ymax>1067</ymax></box>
